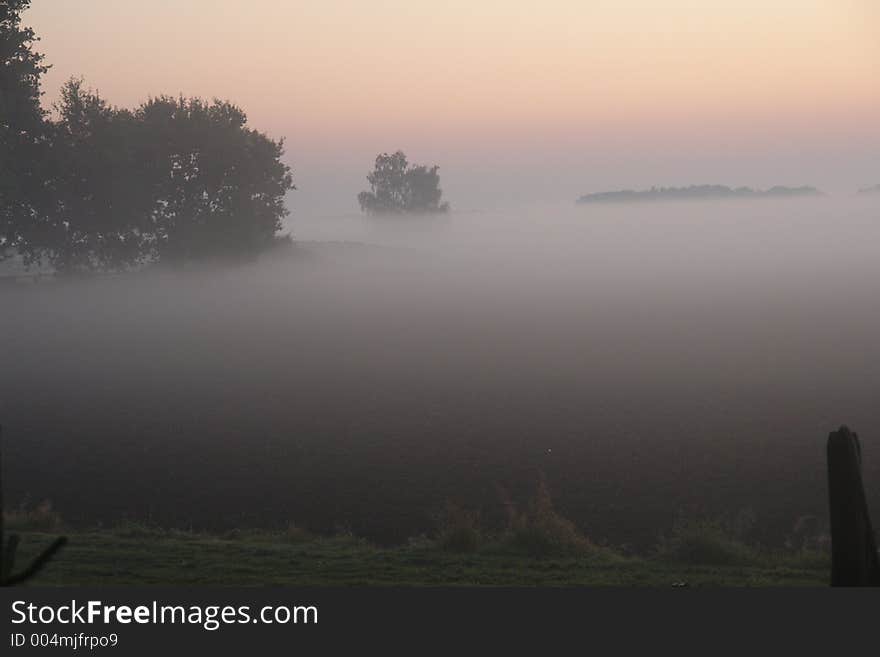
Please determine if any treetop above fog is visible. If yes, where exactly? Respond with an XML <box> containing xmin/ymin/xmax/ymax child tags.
<box><xmin>358</xmin><ymin>151</ymin><xmax>449</xmax><ymax>215</ymax></box>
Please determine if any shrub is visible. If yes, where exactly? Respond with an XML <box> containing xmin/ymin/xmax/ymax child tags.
<box><xmin>357</xmin><ymin>151</ymin><xmax>449</xmax><ymax>214</ymax></box>
<box><xmin>503</xmin><ymin>476</ymin><xmax>595</xmax><ymax>558</ymax></box>
<box><xmin>3</xmin><ymin>499</ymin><xmax>62</xmax><ymax>532</ymax></box>
<box><xmin>779</xmin><ymin>548</ymin><xmax>831</xmax><ymax>571</ymax></box>
<box><xmin>283</xmin><ymin>523</ymin><xmax>314</xmax><ymax>544</ymax></box>
<box><xmin>111</xmin><ymin>519</ymin><xmax>167</xmax><ymax>538</ymax></box>
<box><xmin>656</xmin><ymin>514</ymin><xmax>759</xmax><ymax>566</ymax></box>
<box><xmin>436</xmin><ymin>501</ymin><xmax>482</xmax><ymax>553</ymax></box>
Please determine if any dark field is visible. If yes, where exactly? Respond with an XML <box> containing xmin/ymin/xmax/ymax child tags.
<box><xmin>3</xmin><ymin>199</ymin><xmax>879</xmax><ymax>553</ymax></box>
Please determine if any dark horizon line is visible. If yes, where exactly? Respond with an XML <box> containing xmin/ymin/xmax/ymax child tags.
<box><xmin>576</xmin><ymin>184</ymin><xmax>826</xmax><ymax>204</ymax></box>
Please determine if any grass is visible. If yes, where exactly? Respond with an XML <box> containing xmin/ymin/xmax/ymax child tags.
<box><xmin>11</xmin><ymin>526</ymin><xmax>828</xmax><ymax>587</ymax></box>
<box><xmin>5</xmin><ymin>485</ymin><xmax>831</xmax><ymax>586</ymax></box>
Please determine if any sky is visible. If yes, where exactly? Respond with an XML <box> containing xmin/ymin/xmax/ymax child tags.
<box><xmin>25</xmin><ymin>0</ymin><xmax>880</xmax><ymax>213</ymax></box>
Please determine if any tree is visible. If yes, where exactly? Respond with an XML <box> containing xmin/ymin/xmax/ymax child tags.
<box><xmin>37</xmin><ymin>79</ymin><xmax>155</xmax><ymax>273</ymax></box>
<box><xmin>0</xmin><ymin>0</ymin><xmax>51</xmax><ymax>262</ymax></box>
<box><xmin>2</xmin><ymin>2</ymin><xmax>294</xmax><ymax>274</ymax></box>
<box><xmin>7</xmin><ymin>78</ymin><xmax>295</xmax><ymax>273</ymax></box>
<box><xmin>135</xmin><ymin>95</ymin><xmax>294</xmax><ymax>264</ymax></box>
<box><xmin>358</xmin><ymin>151</ymin><xmax>449</xmax><ymax>214</ymax></box>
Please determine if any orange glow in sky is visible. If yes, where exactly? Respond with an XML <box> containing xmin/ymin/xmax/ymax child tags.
<box><xmin>25</xmin><ymin>1</ymin><xmax>880</xmax><ymax>210</ymax></box>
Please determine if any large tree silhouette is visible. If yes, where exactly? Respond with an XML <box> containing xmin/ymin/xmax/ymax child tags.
<box><xmin>358</xmin><ymin>151</ymin><xmax>449</xmax><ymax>214</ymax></box>
<box><xmin>2</xmin><ymin>2</ymin><xmax>294</xmax><ymax>274</ymax></box>
<box><xmin>37</xmin><ymin>80</ymin><xmax>154</xmax><ymax>273</ymax></box>
<box><xmin>137</xmin><ymin>95</ymin><xmax>294</xmax><ymax>265</ymax></box>
<box><xmin>14</xmin><ymin>80</ymin><xmax>294</xmax><ymax>274</ymax></box>
<box><xmin>0</xmin><ymin>0</ymin><xmax>51</xmax><ymax>263</ymax></box>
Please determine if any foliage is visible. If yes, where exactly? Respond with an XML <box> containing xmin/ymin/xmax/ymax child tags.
<box><xmin>435</xmin><ymin>501</ymin><xmax>481</xmax><ymax>553</ymax></box>
<box><xmin>577</xmin><ymin>184</ymin><xmax>822</xmax><ymax>204</ymax></box>
<box><xmin>655</xmin><ymin>512</ymin><xmax>760</xmax><ymax>566</ymax></box>
<box><xmin>18</xmin><ymin>81</ymin><xmax>294</xmax><ymax>273</ymax></box>
<box><xmin>0</xmin><ymin>0</ymin><xmax>51</xmax><ymax>263</ymax></box>
<box><xmin>1</xmin><ymin>2</ymin><xmax>294</xmax><ymax>274</ymax></box>
<box><xmin>434</xmin><ymin>478</ymin><xmax>599</xmax><ymax>558</ymax></box>
<box><xmin>3</xmin><ymin>499</ymin><xmax>62</xmax><ymax>532</ymax></box>
<box><xmin>25</xmin><ymin>80</ymin><xmax>155</xmax><ymax>272</ymax></box>
<box><xmin>501</xmin><ymin>476</ymin><xmax>596</xmax><ymax>558</ymax></box>
<box><xmin>282</xmin><ymin>522</ymin><xmax>314</xmax><ymax>544</ymax></box>
<box><xmin>358</xmin><ymin>151</ymin><xmax>449</xmax><ymax>214</ymax></box>
<box><xmin>136</xmin><ymin>94</ymin><xmax>294</xmax><ymax>265</ymax></box>
<box><xmin>0</xmin><ymin>0</ymin><xmax>46</xmax><ymax>129</ymax></box>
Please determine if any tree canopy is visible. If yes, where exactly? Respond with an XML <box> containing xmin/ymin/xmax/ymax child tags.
<box><xmin>136</xmin><ymin>94</ymin><xmax>293</xmax><ymax>266</ymax></box>
<box><xmin>358</xmin><ymin>151</ymin><xmax>449</xmax><ymax>214</ymax></box>
<box><xmin>1</xmin><ymin>0</ymin><xmax>51</xmax><ymax>260</ymax></box>
<box><xmin>1</xmin><ymin>2</ymin><xmax>294</xmax><ymax>274</ymax></box>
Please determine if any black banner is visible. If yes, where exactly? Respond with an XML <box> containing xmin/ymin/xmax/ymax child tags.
<box><xmin>2</xmin><ymin>587</ymin><xmax>879</xmax><ymax>654</ymax></box>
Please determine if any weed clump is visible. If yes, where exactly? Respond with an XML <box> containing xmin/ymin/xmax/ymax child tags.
<box><xmin>436</xmin><ymin>502</ymin><xmax>482</xmax><ymax>553</ymax></box>
<box><xmin>436</xmin><ymin>476</ymin><xmax>607</xmax><ymax>558</ymax></box>
<box><xmin>502</xmin><ymin>478</ymin><xmax>595</xmax><ymax>558</ymax></box>
<box><xmin>4</xmin><ymin>500</ymin><xmax>63</xmax><ymax>532</ymax></box>
<box><xmin>283</xmin><ymin>523</ymin><xmax>314</xmax><ymax>544</ymax></box>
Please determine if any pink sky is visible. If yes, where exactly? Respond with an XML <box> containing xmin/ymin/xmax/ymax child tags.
<box><xmin>26</xmin><ymin>1</ymin><xmax>880</xmax><ymax>212</ymax></box>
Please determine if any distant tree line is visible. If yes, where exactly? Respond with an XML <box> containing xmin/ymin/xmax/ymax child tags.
<box><xmin>1</xmin><ymin>1</ymin><xmax>293</xmax><ymax>275</ymax></box>
<box><xmin>358</xmin><ymin>151</ymin><xmax>449</xmax><ymax>215</ymax></box>
<box><xmin>577</xmin><ymin>184</ymin><xmax>822</xmax><ymax>204</ymax></box>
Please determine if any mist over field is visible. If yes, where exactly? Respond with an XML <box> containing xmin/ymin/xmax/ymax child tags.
<box><xmin>3</xmin><ymin>195</ymin><xmax>879</xmax><ymax>548</ymax></box>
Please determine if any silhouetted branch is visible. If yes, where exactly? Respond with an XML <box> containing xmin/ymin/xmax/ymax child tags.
<box><xmin>5</xmin><ymin>537</ymin><xmax>67</xmax><ymax>586</ymax></box>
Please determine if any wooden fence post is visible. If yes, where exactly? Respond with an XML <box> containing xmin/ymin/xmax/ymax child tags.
<box><xmin>827</xmin><ymin>426</ymin><xmax>880</xmax><ymax>586</ymax></box>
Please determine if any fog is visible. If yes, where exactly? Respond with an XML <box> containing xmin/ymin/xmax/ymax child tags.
<box><xmin>2</xmin><ymin>195</ymin><xmax>879</xmax><ymax>547</ymax></box>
